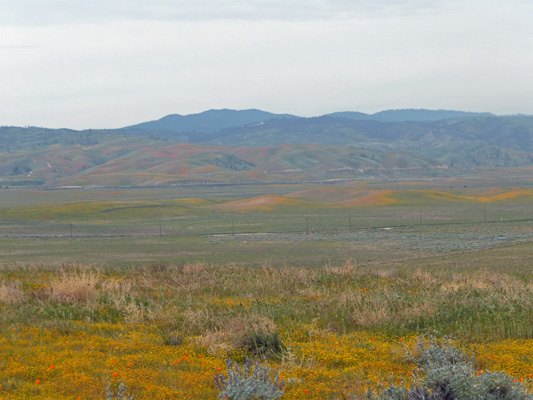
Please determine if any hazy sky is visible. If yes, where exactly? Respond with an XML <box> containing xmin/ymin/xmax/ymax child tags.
<box><xmin>1</xmin><ymin>0</ymin><xmax>533</xmax><ymax>129</ymax></box>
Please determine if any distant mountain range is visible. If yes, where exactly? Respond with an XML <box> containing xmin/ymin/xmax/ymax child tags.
<box><xmin>1</xmin><ymin>109</ymin><xmax>532</xmax><ymax>187</ymax></box>
<box><xmin>122</xmin><ymin>108</ymin><xmax>496</xmax><ymax>137</ymax></box>
<box><xmin>119</xmin><ymin>109</ymin><xmax>533</xmax><ymax>169</ymax></box>
<box><xmin>325</xmin><ymin>109</ymin><xmax>495</xmax><ymax>122</ymax></box>
<box><xmin>122</xmin><ymin>109</ymin><xmax>299</xmax><ymax>135</ymax></box>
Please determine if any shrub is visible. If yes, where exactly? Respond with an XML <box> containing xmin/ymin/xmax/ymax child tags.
<box><xmin>198</xmin><ymin>315</ymin><xmax>286</xmax><ymax>357</ymax></box>
<box><xmin>233</xmin><ymin>318</ymin><xmax>285</xmax><ymax>357</ymax></box>
<box><xmin>214</xmin><ymin>358</ymin><xmax>285</xmax><ymax>400</ymax></box>
<box><xmin>358</xmin><ymin>336</ymin><xmax>533</xmax><ymax>400</ymax></box>
<box><xmin>105</xmin><ymin>380</ymin><xmax>135</xmax><ymax>400</ymax></box>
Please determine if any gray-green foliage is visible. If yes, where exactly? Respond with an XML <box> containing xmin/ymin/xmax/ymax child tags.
<box><xmin>361</xmin><ymin>336</ymin><xmax>533</xmax><ymax>400</ymax></box>
<box><xmin>105</xmin><ymin>380</ymin><xmax>135</xmax><ymax>400</ymax></box>
<box><xmin>214</xmin><ymin>358</ymin><xmax>285</xmax><ymax>400</ymax></box>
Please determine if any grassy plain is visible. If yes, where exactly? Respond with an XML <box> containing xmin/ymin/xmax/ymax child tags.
<box><xmin>0</xmin><ymin>179</ymin><xmax>532</xmax><ymax>399</ymax></box>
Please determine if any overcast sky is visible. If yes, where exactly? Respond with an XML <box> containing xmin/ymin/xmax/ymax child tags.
<box><xmin>1</xmin><ymin>0</ymin><xmax>533</xmax><ymax>129</ymax></box>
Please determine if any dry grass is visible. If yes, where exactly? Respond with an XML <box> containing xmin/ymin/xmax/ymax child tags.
<box><xmin>182</xmin><ymin>308</ymin><xmax>219</xmax><ymax>334</ymax></box>
<box><xmin>351</xmin><ymin>304</ymin><xmax>391</xmax><ymax>328</ymax></box>
<box><xmin>440</xmin><ymin>270</ymin><xmax>525</xmax><ymax>294</ymax></box>
<box><xmin>339</xmin><ymin>287</ymin><xmax>438</xmax><ymax>329</ymax></box>
<box><xmin>411</xmin><ymin>268</ymin><xmax>438</xmax><ymax>284</ymax></box>
<box><xmin>99</xmin><ymin>278</ymin><xmax>147</xmax><ymax>323</ymax></box>
<box><xmin>325</xmin><ymin>260</ymin><xmax>357</xmax><ymax>276</ymax></box>
<box><xmin>47</xmin><ymin>267</ymin><xmax>100</xmax><ymax>303</ymax></box>
<box><xmin>0</xmin><ymin>280</ymin><xmax>25</xmax><ymax>304</ymax></box>
<box><xmin>258</xmin><ymin>264</ymin><xmax>316</xmax><ymax>292</ymax></box>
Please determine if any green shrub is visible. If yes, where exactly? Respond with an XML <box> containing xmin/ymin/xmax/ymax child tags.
<box><xmin>241</xmin><ymin>329</ymin><xmax>285</xmax><ymax>357</ymax></box>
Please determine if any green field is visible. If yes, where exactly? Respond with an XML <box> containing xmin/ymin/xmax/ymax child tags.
<box><xmin>0</xmin><ymin>180</ymin><xmax>531</xmax><ymax>266</ymax></box>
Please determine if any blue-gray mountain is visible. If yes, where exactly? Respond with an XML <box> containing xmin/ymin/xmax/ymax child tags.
<box><xmin>119</xmin><ymin>109</ymin><xmax>533</xmax><ymax>168</ymax></box>
<box><xmin>122</xmin><ymin>108</ymin><xmax>496</xmax><ymax>135</ymax></box>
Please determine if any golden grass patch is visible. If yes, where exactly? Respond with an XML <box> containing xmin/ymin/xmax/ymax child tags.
<box><xmin>0</xmin><ymin>281</ymin><xmax>25</xmax><ymax>304</ymax></box>
<box><xmin>47</xmin><ymin>267</ymin><xmax>100</xmax><ymax>303</ymax></box>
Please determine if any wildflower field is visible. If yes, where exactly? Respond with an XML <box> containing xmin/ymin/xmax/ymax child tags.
<box><xmin>1</xmin><ymin>183</ymin><xmax>532</xmax><ymax>399</ymax></box>
<box><xmin>2</xmin><ymin>258</ymin><xmax>533</xmax><ymax>399</ymax></box>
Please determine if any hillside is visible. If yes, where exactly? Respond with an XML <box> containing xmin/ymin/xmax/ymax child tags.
<box><xmin>0</xmin><ymin>136</ymin><xmax>449</xmax><ymax>187</ymax></box>
<box><xmin>1</xmin><ymin>109</ymin><xmax>532</xmax><ymax>187</ymax></box>
<box><xmin>118</xmin><ymin>110</ymin><xmax>533</xmax><ymax>168</ymax></box>
<box><xmin>203</xmin><ymin>116</ymin><xmax>533</xmax><ymax>167</ymax></box>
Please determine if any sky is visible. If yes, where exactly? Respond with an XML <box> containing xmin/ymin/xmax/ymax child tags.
<box><xmin>1</xmin><ymin>0</ymin><xmax>533</xmax><ymax>129</ymax></box>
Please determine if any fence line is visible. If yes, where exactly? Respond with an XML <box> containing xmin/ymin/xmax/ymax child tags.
<box><xmin>1</xmin><ymin>214</ymin><xmax>531</xmax><ymax>239</ymax></box>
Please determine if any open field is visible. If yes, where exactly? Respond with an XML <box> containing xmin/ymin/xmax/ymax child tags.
<box><xmin>0</xmin><ymin>181</ymin><xmax>531</xmax><ymax>266</ymax></box>
<box><xmin>1</xmin><ymin>180</ymin><xmax>532</xmax><ymax>399</ymax></box>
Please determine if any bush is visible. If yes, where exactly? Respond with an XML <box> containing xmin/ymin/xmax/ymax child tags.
<box><xmin>359</xmin><ymin>336</ymin><xmax>533</xmax><ymax>400</ymax></box>
<box><xmin>105</xmin><ymin>380</ymin><xmax>135</xmax><ymax>400</ymax></box>
<box><xmin>239</xmin><ymin>327</ymin><xmax>285</xmax><ymax>357</ymax></box>
<box><xmin>214</xmin><ymin>358</ymin><xmax>285</xmax><ymax>400</ymax></box>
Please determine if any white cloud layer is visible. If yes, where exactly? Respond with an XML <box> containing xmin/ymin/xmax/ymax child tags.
<box><xmin>1</xmin><ymin>0</ymin><xmax>532</xmax><ymax>128</ymax></box>
<box><xmin>1</xmin><ymin>0</ymin><xmax>450</xmax><ymax>25</ymax></box>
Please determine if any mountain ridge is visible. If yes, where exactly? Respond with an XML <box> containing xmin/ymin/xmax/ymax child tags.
<box><xmin>122</xmin><ymin>108</ymin><xmax>299</xmax><ymax>134</ymax></box>
<box><xmin>1</xmin><ymin>108</ymin><xmax>532</xmax><ymax>187</ymax></box>
<box><xmin>121</xmin><ymin>108</ymin><xmax>503</xmax><ymax>135</ymax></box>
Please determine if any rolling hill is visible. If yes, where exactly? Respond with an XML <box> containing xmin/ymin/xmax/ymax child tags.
<box><xmin>1</xmin><ymin>109</ymin><xmax>532</xmax><ymax>187</ymax></box>
<box><xmin>0</xmin><ymin>137</ymin><xmax>449</xmax><ymax>187</ymax></box>
<box><xmin>202</xmin><ymin>115</ymin><xmax>533</xmax><ymax>168</ymax></box>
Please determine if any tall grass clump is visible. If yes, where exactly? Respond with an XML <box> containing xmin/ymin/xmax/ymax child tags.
<box><xmin>194</xmin><ymin>313</ymin><xmax>285</xmax><ymax>358</ymax></box>
<box><xmin>0</xmin><ymin>280</ymin><xmax>25</xmax><ymax>304</ymax></box>
<box><xmin>47</xmin><ymin>267</ymin><xmax>100</xmax><ymax>303</ymax></box>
